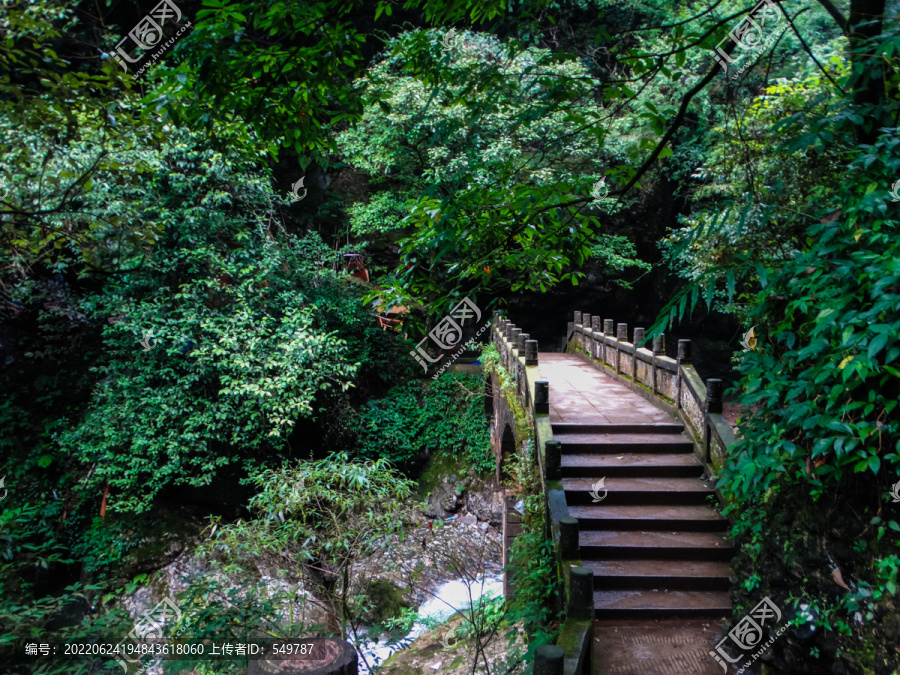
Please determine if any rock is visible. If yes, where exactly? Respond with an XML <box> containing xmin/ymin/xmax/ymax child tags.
<box><xmin>458</xmin><ymin>514</ymin><xmax>477</xmax><ymax>527</ymax></box>
<box><xmin>462</xmin><ymin>480</ymin><xmax>503</xmax><ymax>525</ymax></box>
<box><xmin>365</xmin><ymin>578</ymin><xmax>411</xmax><ymax>623</ymax></box>
<box><xmin>121</xmin><ymin>547</ymin><xmax>332</xmax><ymax>642</ymax></box>
<box><xmin>880</xmin><ymin>612</ymin><xmax>900</xmax><ymax>640</ymax></box>
<box><xmin>424</xmin><ymin>475</ymin><xmax>463</xmax><ymax>518</ymax></box>
<box><xmin>379</xmin><ymin>615</ymin><xmax>526</xmax><ymax>674</ymax></box>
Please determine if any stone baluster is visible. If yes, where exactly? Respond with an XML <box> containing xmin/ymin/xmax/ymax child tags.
<box><xmin>525</xmin><ymin>340</ymin><xmax>538</xmax><ymax>366</ymax></box>
<box><xmin>504</xmin><ymin>324</ymin><xmax>517</xmax><ymax>370</ymax></box>
<box><xmin>615</xmin><ymin>323</ymin><xmax>627</xmax><ymax>376</ymax></box>
<box><xmin>633</xmin><ymin>327</ymin><xmax>644</xmax><ymax>385</ymax></box>
<box><xmin>510</xmin><ymin>328</ymin><xmax>522</xmax><ymax>353</ymax></box>
<box><xmin>603</xmin><ymin>319</ymin><xmax>614</xmax><ymax>367</ymax></box>
<box><xmin>704</xmin><ymin>378</ymin><xmax>723</xmax><ymax>463</ymax></box>
<box><xmin>545</xmin><ymin>440</ymin><xmax>561</xmax><ymax>480</ymax></box>
<box><xmin>517</xmin><ymin>333</ymin><xmax>529</xmax><ymax>352</ymax></box>
<box><xmin>534</xmin><ymin>645</ymin><xmax>564</xmax><ymax>675</ymax></box>
<box><xmin>675</xmin><ymin>339</ymin><xmax>691</xmax><ymax>410</ymax></box>
<box><xmin>634</xmin><ymin>327</ymin><xmax>645</xmax><ymax>348</ymax></box>
<box><xmin>534</xmin><ymin>380</ymin><xmax>549</xmax><ymax>415</ymax></box>
<box><xmin>559</xmin><ymin>517</ymin><xmax>580</xmax><ymax>559</ymax></box>
<box><xmin>652</xmin><ymin>333</ymin><xmax>665</xmax><ymax>396</ymax></box>
<box><xmin>582</xmin><ymin>313</ymin><xmax>592</xmax><ymax>351</ymax></box>
<box><xmin>567</xmin><ymin>567</ymin><xmax>595</xmax><ymax>621</ymax></box>
<box><xmin>706</xmin><ymin>378</ymin><xmax>723</xmax><ymax>413</ymax></box>
<box><xmin>591</xmin><ymin>316</ymin><xmax>601</xmax><ymax>360</ymax></box>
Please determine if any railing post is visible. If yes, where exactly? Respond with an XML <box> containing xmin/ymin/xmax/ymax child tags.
<box><xmin>706</xmin><ymin>378</ymin><xmax>722</xmax><ymax>413</ymax></box>
<box><xmin>616</xmin><ymin>323</ymin><xmax>627</xmax><ymax>377</ymax></box>
<box><xmin>567</xmin><ymin>567</ymin><xmax>595</xmax><ymax>621</ymax></box>
<box><xmin>559</xmin><ymin>517</ymin><xmax>580</xmax><ymax>559</ymax></box>
<box><xmin>525</xmin><ymin>340</ymin><xmax>538</xmax><ymax>366</ymax></box>
<box><xmin>510</xmin><ymin>328</ymin><xmax>522</xmax><ymax>354</ymax></box>
<box><xmin>545</xmin><ymin>439</ymin><xmax>561</xmax><ymax>480</ymax></box>
<box><xmin>582</xmin><ymin>313</ymin><xmax>592</xmax><ymax>351</ymax></box>
<box><xmin>705</xmin><ymin>378</ymin><xmax>723</xmax><ymax>464</ymax></box>
<box><xmin>633</xmin><ymin>327</ymin><xmax>644</xmax><ymax>386</ymax></box>
<box><xmin>603</xmin><ymin>319</ymin><xmax>614</xmax><ymax>367</ymax></box>
<box><xmin>652</xmin><ymin>333</ymin><xmax>665</xmax><ymax>396</ymax></box>
<box><xmin>534</xmin><ymin>380</ymin><xmax>549</xmax><ymax>415</ymax></box>
<box><xmin>591</xmin><ymin>316</ymin><xmax>600</xmax><ymax>360</ymax></box>
<box><xmin>517</xmin><ymin>333</ymin><xmax>529</xmax><ymax>352</ymax></box>
<box><xmin>676</xmin><ymin>339</ymin><xmax>691</xmax><ymax>410</ymax></box>
<box><xmin>504</xmin><ymin>324</ymin><xmax>517</xmax><ymax>371</ymax></box>
<box><xmin>534</xmin><ymin>644</ymin><xmax>564</xmax><ymax>675</ymax></box>
<box><xmin>634</xmin><ymin>327</ymin><xmax>645</xmax><ymax>348</ymax></box>
<box><xmin>574</xmin><ymin>311</ymin><xmax>582</xmax><ymax>326</ymax></box>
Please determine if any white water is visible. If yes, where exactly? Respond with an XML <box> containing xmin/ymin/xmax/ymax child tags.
<box><xmin>352</xmin><ymin>573</ymin><xmax>504</xmax><ymax>674</ymax></box>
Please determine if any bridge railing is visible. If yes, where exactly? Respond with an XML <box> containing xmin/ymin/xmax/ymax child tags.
<box><xmin>491</xmin><ymin>312</ymin><xmax>592</xmax><ymax>675</ymax></box>
<box><xmin>566</xmin><ymin>311</ymin><xmax>736</xmax><ymax>468</ymax></box>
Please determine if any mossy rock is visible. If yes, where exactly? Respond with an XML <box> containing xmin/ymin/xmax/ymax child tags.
<box><xmin>381</xmin><ymin>665</ymin><xmax>420</xmax><ymax>675</ymax></box>
<box><xmin>366</xmin><ymin>578</ymin><xmax>411</xmax><ymax>623</ymax></box>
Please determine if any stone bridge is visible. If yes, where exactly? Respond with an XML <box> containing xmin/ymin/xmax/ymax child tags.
<box><xmin>490</xmin><ymin>311</ymin><xmax>738</xmax><ymax>675</ymax></box>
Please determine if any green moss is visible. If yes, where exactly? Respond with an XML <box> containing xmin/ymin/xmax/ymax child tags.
<box><xmin>555</xmin><ymin>619</ymin><xmax>591</xmax><ymax>664</ymax></box>
<box><xmin>416</xmin><ymin>450</ymin><xmax>468</xmax><ymax>500</ymax></box>
<box><xmin>366</xmin><ymin>578</ymin><xmax>411</xmax><ymax>623</ymax></box>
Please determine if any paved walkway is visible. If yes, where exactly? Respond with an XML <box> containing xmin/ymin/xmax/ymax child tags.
<box><xmin>538</xmin><ymin>352</ymin><xmax>729</xmax><ymax>675</ymax></box>
<box><xmin>538</xmin><ymin>353</ymin><xmax>672</xmax><ymax>425</ymax></box>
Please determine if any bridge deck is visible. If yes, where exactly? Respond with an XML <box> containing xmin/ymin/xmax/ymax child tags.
<box><xmin>538</xmin><ymin>353</ymin><xmax>672</xmax><ymax>424</ymax></box>
<box><xmin>537</xmin><ymin>353</ymin><xmax>729</xmax><ymax>675</ymax></box>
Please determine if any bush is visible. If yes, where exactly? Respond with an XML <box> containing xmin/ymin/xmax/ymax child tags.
<box><xmin>352</xmin><ymin>373</ymin><xmax>492</xmax><ymax>473</ymax></box>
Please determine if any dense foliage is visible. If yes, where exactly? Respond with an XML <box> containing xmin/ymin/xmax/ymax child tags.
<box><xmin>336</xmin><ymin>31</ymin><xmax>648</xmax><ymax>311</ymax></box>
<box><xmin>3</xmin><ymin>0</ymin><xmax>900</xmax><ymax>672</ymax></box>
<box><xmin>352</xmin><ymin>372</ymin><xmax>493</xmax><ymax>472</ymax></box>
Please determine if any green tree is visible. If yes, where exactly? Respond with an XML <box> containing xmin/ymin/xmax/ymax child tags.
<box><xmin>201</xmin><ymin>454</ymin><xmax>415</xmax><ymax>643</ymax></box>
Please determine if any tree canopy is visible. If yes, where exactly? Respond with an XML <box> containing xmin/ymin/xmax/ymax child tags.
<box><xmin>1</xmin><ymin>0</ymin><xmax>899</xmax><ymax>671</ymax></box>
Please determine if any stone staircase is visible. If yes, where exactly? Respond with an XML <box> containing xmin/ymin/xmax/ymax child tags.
<box><xmin>556</xmin><ymin>422</ymin><xmax>733</xmax><ymax>620</ymax></box>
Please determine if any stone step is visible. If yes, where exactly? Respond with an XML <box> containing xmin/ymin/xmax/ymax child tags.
<box><xmin>579</xmin><ymin>530</ymin><xmax>734</xmax><ymax>560</ymax></box>
<box><xmin>559</xmin><ymin>436</ymin><xmax>695</xmax><ymax>453</ymax></box>
<box><xmin>563</xmin><ymin>476</ymin><xmax>716</xmax><ymax>505</ymax></box>
<box><xmin>561</xmin><ymin>453</ymin><xmax>702</xmax><ymax>478</ymax></box>
<box><xmin>584</xmin><ymin>559</ymin><xmax>732</xmax><ymax>591</ymax></box>
<box><xmin>552</xmin><ymin>423</ymin><xmax>684</xmax><ymax>434</ymax></box>
<box><xmin>592</xmin><ymin>619</ymin><xmax>727</xmax><ymax>675</ymax></box>
<box><xmin>594</xmin><ymin>589</ymin><xmax>732</xmax><ymax>619</ymax></box>
<box><xmin>567</xmin><ymin>504</ymin><xmax>728</xmax><ymax>531</ymax></box>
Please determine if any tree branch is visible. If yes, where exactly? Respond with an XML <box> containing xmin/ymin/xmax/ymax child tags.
<box><xmin>782</xmin><ymin>6</ymin><xmax>846</xmax><ymax>94</ymax></box>
<box><xmin>616</xmin><ymin>55</ymin><xmax>726</xmax><ymax>199</ymax></box>
<box><xmin>815</xmin><ymin>0</ymin><xmax>849</xmax><ymax>34</ymax></box>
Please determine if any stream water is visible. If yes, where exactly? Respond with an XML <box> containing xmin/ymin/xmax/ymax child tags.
<box><xmin>352</xmin><ymin>573</ymin><xmax>504</xmax><ymax>674</ymax></box>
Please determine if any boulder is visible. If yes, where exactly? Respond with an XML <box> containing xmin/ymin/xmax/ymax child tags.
<box><xmin>423</xmin><ymin>475</ymin><xmax>464</xmax><ymax>518</ymax></box>
<box><xmin>462</xmin><ymin>479</ymin><xmax>503</xmax><ymax>525</ymax></box>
